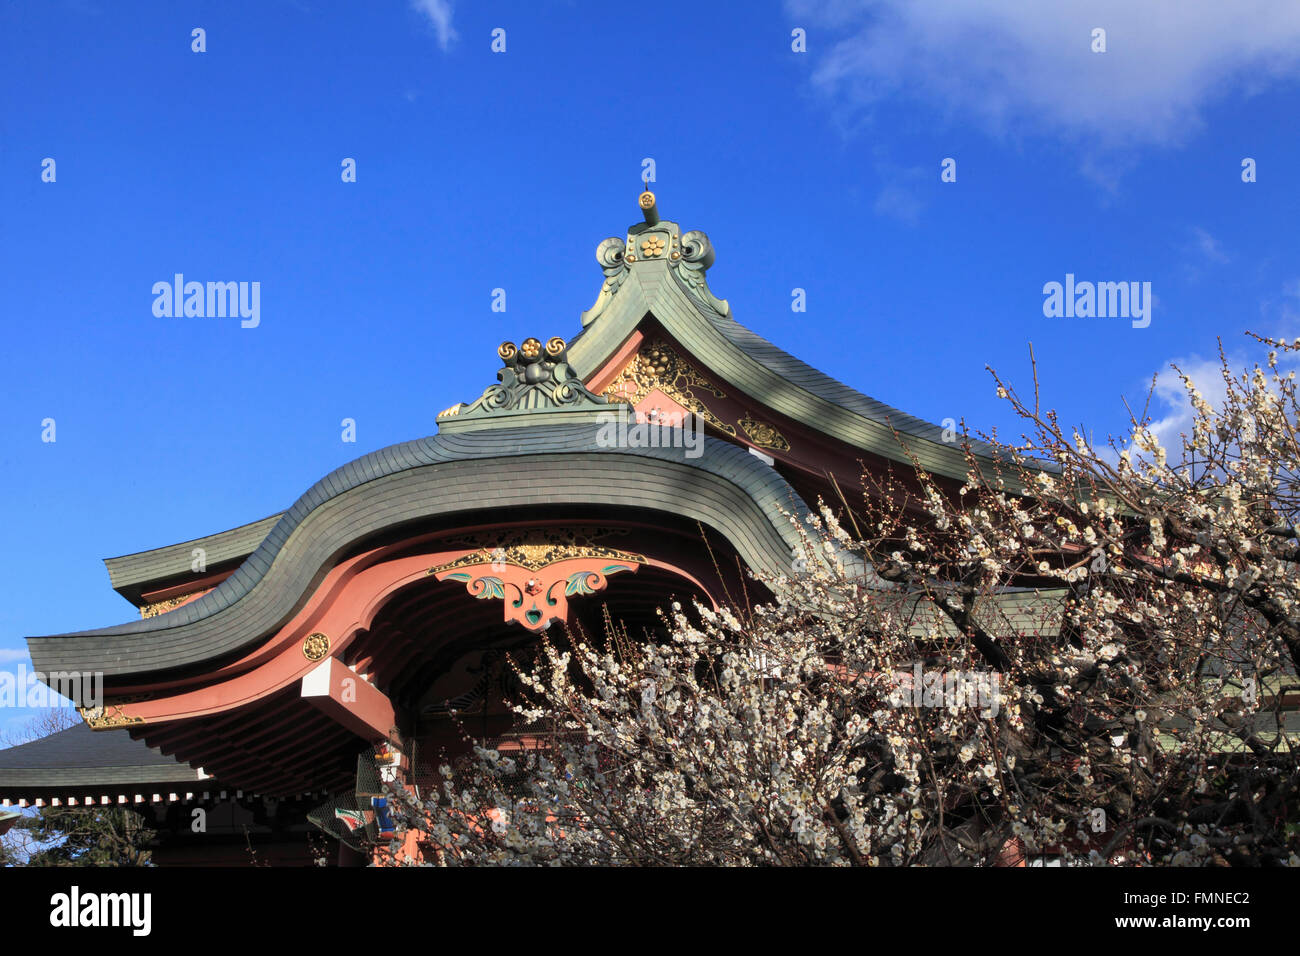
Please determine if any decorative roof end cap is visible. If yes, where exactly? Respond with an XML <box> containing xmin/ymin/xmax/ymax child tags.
<box><xmin>438</xmin><ymin>336</ymin><xmax>618</xmax><ymax>430</ymax></box>
<box><xmin>580</xmin><ymin>191</ymin><xmax>730</xmax><ymax>327</ymax></box>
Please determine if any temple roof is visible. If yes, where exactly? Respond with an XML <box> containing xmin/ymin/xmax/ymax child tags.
<box><xmin>0</xmin><ymin>723</ymin><xmax>205</xmax><ymax>791</ymax></box>
<box><xmin>91</xmin><ymin>194</ymin><xmax>1043</xmax><ymax>613</ymax></box>
<box><xmin>28</xmin><ymin>424</ymin><xmax>815</xmax><ymax>678</ymax></box>
<box><xmin>435</xmin><ymin>335</ymin><xmax>614</xmax><ymax>430</ymax></box>
<box><xmin>104</xmin><ymin>514</ymin><xmax>281</xmax><ymax>607</ymax></box>
<box><xmin>568</xmin><ymin>192</ymin><xmax>1020</xmax><ymax>481</ymax></box>
<box><xmin>27</xmin><ymin>192</ymin><xmax>1049</xmax><ymax>682</ymax></box>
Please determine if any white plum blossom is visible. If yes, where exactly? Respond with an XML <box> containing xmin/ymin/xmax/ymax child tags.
<box><xmin>374</xmin><ymin>335</ymin><xmax>1300</xmax><ymax>868</ymax></box>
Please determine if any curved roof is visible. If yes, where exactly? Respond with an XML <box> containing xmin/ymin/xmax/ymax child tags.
<box><xmin>28</xmin><ymin>197</ymin><xmax>1053</xmax><ymax>685</ymax></box>
<box><xmin>567</xmin><ymin>209</ymin><xmax>1043</xmax><ymax>483</ymax></box>
<box><xmin>27</xmin><ymin>424</ymin><xmax>814</xmax><ymax>678</ymax></box>
<box><xmin>104</xmin><ymin>514</ymin><xmax>281</xmax><ymax>605</ymax></box>
<box><xmin>88</xmin><ymin>200</ymin><xmax>1049</xmax><ymax>612</ymax></box>
<box><xmin>0</xmin><ymin>723</ymin><xmax>204</xmax><ymax>790</ymax></box>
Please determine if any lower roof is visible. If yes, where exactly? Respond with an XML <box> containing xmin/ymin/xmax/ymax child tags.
<box><xmin>103</xmin><ymin>515</ymin><xmax>281</xmax><ymax>606</ymax></box>
<box><xmin>0</xmin><ymin>723</ymin><xmax>205</xmax><ymax>790</ymax></box>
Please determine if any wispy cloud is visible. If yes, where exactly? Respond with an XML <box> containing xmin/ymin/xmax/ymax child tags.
<box><xmin>0</xmin><ymin>649</ymin><xmax>31</xmax><ymax>664</ymax></box>
<box><xmin>411</xmin><ymin>0</ymin><xmax>457</xmax><ymax>52</ymax></box>
<box><xmin>873</xmin><ymin>178</ymin><xmax>924</xmax><ymax>225</ymax></box>
<box><xmin>1142</xmin><ymin>284</ymin><xmax>1300</xmax><ymax>454</ymax></box>
<box><xmin>862</xmin><ymin>154</ymin><xmax>930</xmax><ymax>225</ymax></box>
<box><xmin>1190</xmin><ymin>227</ymin><xmax>1229</xmax><ymax>264</ymax></box>
<box><xmin>874</xmin><ymin>185</ymin><xmax>920</xmax><ymax>225</ymax></box>
<box><xmin>1179</xmin><ymin>226</ymin><xmax>1230</xmax><ymax>282</ymax></box>
<box><xmin>787</xmin><ymin>1</ymin><xmax>1300</xmax><ymax>155</ymax></box>
<box><xmin>1145</xmin><ymin>353</ymin><xmax>1232</xmax><ymax>455</ymax></box>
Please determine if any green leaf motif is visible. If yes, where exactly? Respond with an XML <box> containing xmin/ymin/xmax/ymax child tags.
<box><xmin>472</xmin><ymin>576</ymin><xmax>505</xmax><ymax>600</ymax></box>
<box><xmin>565</xmin><ymin>572</ymin><xmax>597</xmax><ymax>596</ymax></box>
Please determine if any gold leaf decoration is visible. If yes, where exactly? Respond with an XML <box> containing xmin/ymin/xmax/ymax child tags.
<box><xmin>139</xmin><ymin>591</ymin><xmax>211</xmax><ymax>619</ymax></box>
<box><xmin>738</xmin><ymin>415</ymin><xmax>790</xmax><ymax>452</ymax></box>
<box><xmin>600</xmin><ymin>340</ymin><xmax>736</xmax><ymax>437</ymax></box>
<box><xmin>302</xmin><ymin>632</ymin><xmax>331</xmax><ymax>662</ymax></box>
<box><xmin>80</xmin><ymin>696</ymin><xmax>150</xmax><ymax>729</ymax></box>
<box><xmin>429</xmin><ymin>536</ymin><xmax>646</xmax><ymax>576</ymax></box>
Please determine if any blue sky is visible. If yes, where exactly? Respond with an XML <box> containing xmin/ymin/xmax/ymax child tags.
<box><xmin>2</xmin><ymin>0</ymin><xmax>1300</xmax><ymax>732</ymax></box>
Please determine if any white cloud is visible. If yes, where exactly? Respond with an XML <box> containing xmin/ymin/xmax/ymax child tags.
<box><xmin>1190</xmin><ymin>227</ymin><xmax>1229</xmax><ymax>264</ymax></box>
<box><xmin>1259</xmin><ymin>279</ymin><xmax>1300</xmax><ymax>328</ymax></box>
<box><xmin>0</xmin><ymin>649</ymin><xmax>31</xmax><ymax>665</ymax></box>
<box><xmin>412</xmin><ymin>0</ymin><xmax>457</xmax><ymax>52</ymax></box>
<box><xmin>1142</xmin><ymin>287</ymin><xmax>1300</xmax><ymax>456</ymax></box>
<box><xmin>1145</xmin><ymin>354</ymin><xmax>1232</xmax><ymax>455</ymax></box>
<box><xmin>874</xmin><ymin>183</ymin><xmax>922</xmax><ymax>225</ymax></box>
<box><xmin>1178</xmin><ymin>227</ymin><xmax>1230</xmax><ymax>282</ymax></box>
<box><xmin>872</xmin><ymin>163</ymin><xmax>928</xmax><ymax>224</ymax></box>
<box><xmin>787</xmin><ymin>1</ymin><xmax>1300</xmax><ymax>150</ymax></box>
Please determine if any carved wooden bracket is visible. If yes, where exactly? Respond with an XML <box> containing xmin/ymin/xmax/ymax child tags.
<box><xmin>428</xmin><ymin>551</ymin><xmax>643</xmax><ymax>632</ymax></box>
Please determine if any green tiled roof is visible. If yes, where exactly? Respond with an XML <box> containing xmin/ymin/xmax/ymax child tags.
<box><xmin>567</xmin><ymin>204</ymin><xmax>1049</xmax><ymax>483</ymax></box>
<box><xmin>28</xmin><ymin>426</ymin><xmax>816</xmax><ymax>678</ymax></box>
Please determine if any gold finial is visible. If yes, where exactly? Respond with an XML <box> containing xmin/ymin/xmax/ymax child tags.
<box><xmin>639</xmin><ymin>190</ymin><xmax>659</xmax><ymax>225</ymax></box>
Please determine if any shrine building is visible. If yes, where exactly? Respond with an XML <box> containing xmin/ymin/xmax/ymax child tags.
<box><xmin>0</xmin><ymin>192</ymin><xmax>1051</xmax><ymax>864</ymax></box>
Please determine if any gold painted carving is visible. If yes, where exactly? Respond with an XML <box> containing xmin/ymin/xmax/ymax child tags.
<box><xmin>140</xmin><ymin>596</ymin><xmax>188</xmax><ymax>619</ymax></box>
<box><xmin>139</xmin><ymin>591</ymin><xmax>210</xmax><ymax>619</ymax></box>
<box><xmin>429</xmin><ymin>528</ymin><xmax>645</xmax><ymax>575</ymax></box>
<box><xmin>80</xmin><ymin>696</ymin><xmax>149</xmax><ymax>729</ymax></box>
<box><xmin>429</xmin><ymin>542</ymin><xmax>646</xmax><ymax>576</ymax></box>
<box><xmin>302</xmin><ymin>632</ymin><xmax>331</xmax><ymax>662</ymax></box>
<box><xmin>600</xmin><ymin>341</ymin><xmax>736</xmax><ymax>437</ymax></box>
<box><xmin>738</xmin><ymin>415</ymin><xmax>790</xmax><ymax>452</ymax></box>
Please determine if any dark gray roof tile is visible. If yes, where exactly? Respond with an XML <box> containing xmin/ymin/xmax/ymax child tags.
<box><xmin>27</xmin><ymin>427</ymin><xmax>812</xmax><ymax>678</ymax></box>
<box><xmin>0</xmin><ymin>724</ymin><xmax>205</xmax><ymax>789</ymax></box>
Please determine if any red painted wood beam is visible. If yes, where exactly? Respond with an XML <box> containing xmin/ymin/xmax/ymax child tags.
<box><xmin>301</xmin><ymin>656</ymin><xmax>398</xmax><ymax>744</ymax></box>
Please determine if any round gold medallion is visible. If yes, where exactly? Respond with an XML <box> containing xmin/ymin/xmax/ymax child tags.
<box><xmin>302</xmin><ymin>632</ymin><xmax>330</xmax><ymax>661</ymax></box>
